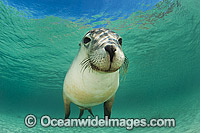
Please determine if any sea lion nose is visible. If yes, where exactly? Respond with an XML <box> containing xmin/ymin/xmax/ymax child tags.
<box><xmin>105</xmin><ymin>45</ymin><xmax>116</xmax><ymax>62</ymax></box>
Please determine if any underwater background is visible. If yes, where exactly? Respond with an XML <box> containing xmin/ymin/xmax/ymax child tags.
<box><xmin>0</xmin><ymin>0</ymin><xmax>200</xmax><ymax>132</ymax></box>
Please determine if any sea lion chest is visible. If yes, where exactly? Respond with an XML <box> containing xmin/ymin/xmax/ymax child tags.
<box><xmin>63</xmin><ymin>56</ymin><xmax>119</xmax><ymax>107</ymax></box>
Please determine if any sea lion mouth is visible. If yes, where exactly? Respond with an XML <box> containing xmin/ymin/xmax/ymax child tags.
<box><xmin>80</xmin><ymin>57</ymin><xmax>128</xmax><ymax>73</ymax></box>
<box><xmin>90</xmin><ymin>63</ymin><xmax>119</xmax><ymax>73</ymax></box>
<box><xmin>80</xmin><ymin>58</ymin><xmax>118</xmax><ymax>73</ymax></box>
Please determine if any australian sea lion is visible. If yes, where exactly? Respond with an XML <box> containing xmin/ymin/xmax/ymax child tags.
<box><xmin>63</xmin><ymin>28</ymin><xmax>128</xmax><ymax>119</ymax></box>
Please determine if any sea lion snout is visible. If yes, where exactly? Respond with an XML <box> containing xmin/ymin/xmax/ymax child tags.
<box><xmin>104</xmin><ymin>45</ymin><xmax>116</xmax><ymax>62</ymax></box>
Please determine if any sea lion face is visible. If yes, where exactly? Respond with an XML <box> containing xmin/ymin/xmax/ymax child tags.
<box><xmin>80</xmin><ymin>28</ymin><xmax>127</xmax><ymax>73</ymax></box>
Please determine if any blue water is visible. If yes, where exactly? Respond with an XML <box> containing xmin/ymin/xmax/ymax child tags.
<box><xmin>2</xmin><ymin>0</ymin><xmax>161</xmax><ymax>19</ymax></box>
<box><xmin>0</xmin><ymin>0</ymin><xmax>200</xmax><ymax>132</ymax></box>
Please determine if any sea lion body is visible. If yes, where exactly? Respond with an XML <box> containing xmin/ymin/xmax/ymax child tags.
<box><xmin>63</xmin><ymin>47</ymin><xmax>119</xmax><ymax>108</ymax></box>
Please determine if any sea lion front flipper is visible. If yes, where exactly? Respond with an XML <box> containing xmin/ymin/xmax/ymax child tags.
<box><xmin>104</xmin><ymin>94</ymin><xmax>115</xmax><ymax>119</ymax></box>
<box><xmin>88</xmin><ymin>108</ymin><xmax>94</xmax><ymax>117</ymax></box>
<box><xmin>79</xmin><ymin>109</ymin><xmax>84</xmax><ymax>118</ymax></box>
<box><xmin>63</xmin><ymin>97</ymin><xmax>71</xmax><ymax>119</ymax></box>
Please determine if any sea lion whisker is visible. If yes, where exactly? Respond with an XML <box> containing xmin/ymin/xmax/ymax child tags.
<box><xmin>81</xmin><ymin>61</ymin><xmax>89</xmax><ymax>73</ymax></box>
<box><xmin>120</xmin><ymin>55</ymin><xmax>129</xmax><ymax>78</ymax></box>
<box><xmin>80</xmin><ymin>58</ymin><xmax>90</xmax><ymax>65</ymax></box>
<box><xmin>83</xmin><ymin>62</ymin><xmax>90</xmax><ymax>73</ymax></box>
<box><xmin>83</xmin><ymin>62</ymin><xmax>90</xmax><ymax>72</ymax></box>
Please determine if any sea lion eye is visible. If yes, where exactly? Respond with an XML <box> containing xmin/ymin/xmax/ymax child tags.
<box><xmin>83</xmin><ymin>37</ymin><xmax>91</xmax><ymax>44</ymax></box>
<box><xmin>118</xmin><ymin>38</ymin><xmax>122</xmax><ymax>46</ymax></box>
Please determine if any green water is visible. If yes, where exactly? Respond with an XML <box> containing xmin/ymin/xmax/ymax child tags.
<box><xmin>1</xmin><ymin>0</ymin><xmax>200</xmax><ymax>132</ymax></box>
